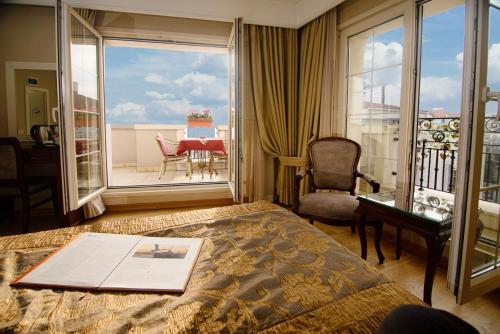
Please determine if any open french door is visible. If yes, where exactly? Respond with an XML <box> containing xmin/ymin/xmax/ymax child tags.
<box><xmin>57</xmin><ymin>1</ymin><xmax>107</xmax><ymax>212</ymax></box>
<box><xmin>449</xmin><ymin>0</ymin><xmax>500</xmax><ymax>303</ymax></box>
<box><xmin>228</xmin><ymin>18</ymin><xmax>243</xmax><ymax>203</ymax></box>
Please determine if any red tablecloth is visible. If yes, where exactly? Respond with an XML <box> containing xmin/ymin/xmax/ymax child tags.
<box><xmin>177</xmin><ymin>138</ymin><xmax>226</xmax><ymax>155</ymax></box>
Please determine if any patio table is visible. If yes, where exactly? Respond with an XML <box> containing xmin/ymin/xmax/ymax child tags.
<box><xmin>177</xmin><ymin>138</ymin><xmax>226</xmax><ymax>178</ymax></box>
<box><xmin>176</xmin><ymin>138</ymin><xmax>226</xmax><ymax>155</ymax></box>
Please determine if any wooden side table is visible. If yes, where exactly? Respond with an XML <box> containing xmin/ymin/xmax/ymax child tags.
<box><xmin>355</xmin><ymin>193</ymin><xmax>452</xmax><ymax>306</ymax></box>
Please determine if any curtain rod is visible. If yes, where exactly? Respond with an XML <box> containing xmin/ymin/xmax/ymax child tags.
<box><xmin>102</xmin><ymin>36</ymin><xmax>227</xmax><ymax>49</ymax></box>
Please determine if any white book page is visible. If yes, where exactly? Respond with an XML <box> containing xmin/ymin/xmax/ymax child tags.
<box><xmin>16</xmin><ymin>233</ymin><xmax>142</xmax><ymax>288</ymax></box>
<box><xmin>99</xmin><ymin>237</ymin><xmax>203</xmax><ymax>292</ymax></box>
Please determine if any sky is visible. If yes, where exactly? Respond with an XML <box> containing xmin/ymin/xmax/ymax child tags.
<box><xmin>104</xmin><ymin>46</ymin><xmax>229</xmax><ymax>131</ymax></box>
<box><xmin>355</xmin><ymin>3</ymin><xmax>500</xmax><ymax>116</ymax></box>
<box><xmin>103</xmin><ymin>3</ymin><xmax>500</xmax><ymax>130</ymax></box>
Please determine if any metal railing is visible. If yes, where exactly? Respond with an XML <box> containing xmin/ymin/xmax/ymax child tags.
<box><xmin>416</xmin><ymin>116</ymin><xmax>500</xmax><ymax>203</ymax></box>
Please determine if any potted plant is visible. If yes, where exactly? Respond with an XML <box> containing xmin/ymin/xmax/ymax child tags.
<box><xmin>187</xmin><ymin>109</ymin><xmax>213</xmax><ymax>128</ymax></box>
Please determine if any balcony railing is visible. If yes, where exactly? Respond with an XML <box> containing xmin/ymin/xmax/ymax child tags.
<box><xmin>416</xmin><ymin>116</ymin><xmax>500</xmax><ymax>204</ymax></box>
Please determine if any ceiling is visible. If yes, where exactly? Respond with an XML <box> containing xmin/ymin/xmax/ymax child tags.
<box><xmin>4</xmin><ymin>0</ymin><xmax>345</xmax><ymax>28</ymax></box>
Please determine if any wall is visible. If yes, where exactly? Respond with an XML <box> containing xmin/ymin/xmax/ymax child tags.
<box><xmin>0</xmin><ymin>4</ymin><xmax>56</xmax><ymax>137</ymax></box>
<box><xmin>94</xmin><ymin>10</ymin><xmax>233</xmax><ymax>45</ymax></box>
<box><xmin>337</xmin><ymin>0</ymin><xmax>390</xmax><ymax>26</ymax></box>
<box><xmin>15</xmin><ymin>69</ymin><xmax>57</xmax><ymax>136</ymax></box>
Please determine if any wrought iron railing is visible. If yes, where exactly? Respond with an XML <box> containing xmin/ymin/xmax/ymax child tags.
<box><xmin>416</xmin><ymin>116</ymin><xmax>500</xmax><ymax>204</ymax></box>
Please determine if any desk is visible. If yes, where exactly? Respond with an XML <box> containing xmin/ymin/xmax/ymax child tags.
<box><xmin>355</xmin><ymin>192</ymin><xmax>452</xmax><ymax>305</ymax></box>
<box><xmin>176</xmin><ymin>139</ymin><xmax>226</xmax><ymax>178</ymax></box>
<box><xmin>23</xmin><ymin>145</ymin><xmax>82</xmax><ymax>226</ymax></box>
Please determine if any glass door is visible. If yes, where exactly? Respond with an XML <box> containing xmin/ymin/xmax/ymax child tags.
<box><xmin>58</xmin><ymin>2</ymin><xmax>106</xmax><ymax>211</ymax></box>
<box><xmin>228</xmin><ymin>18</ymin><xmax>242</xmax><ymax>203</ymax></box>
<box><xmin>450</xmin><ymin>0</ymin><xmax>500</xmax><ymax>303</ymax></box>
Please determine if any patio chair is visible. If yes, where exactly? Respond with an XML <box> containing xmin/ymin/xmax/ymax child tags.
<box><xmin>155</xmin><ymin>133</ymin><xmax>190</xmax><ymax>179</ymax></box>
<box><xmin>210</xmin><ymin>138</ymin><xmax>229</xmax><ymax>176</ymax></box>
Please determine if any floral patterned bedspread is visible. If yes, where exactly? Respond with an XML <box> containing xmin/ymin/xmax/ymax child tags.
<box><xmin>0</xmin><ymin>201</ymin><xmax>422</xmax><ymax>333</ymax></box>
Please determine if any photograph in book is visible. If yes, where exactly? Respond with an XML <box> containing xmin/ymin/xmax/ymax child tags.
<box><xmin>133</xmin><ymin>244</ymin><xmax>190</xmax><ymax>259</ymax></box>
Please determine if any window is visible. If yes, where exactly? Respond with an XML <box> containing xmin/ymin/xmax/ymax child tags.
<box><xmin>346</xmin><ymin>17</ymin><xmax>404</xmax><ymax>193</ymax></box>
<box><xmin>103</xmin><ymin>43</ymin><xmax>229</xmax><ymax>187</ymax></box>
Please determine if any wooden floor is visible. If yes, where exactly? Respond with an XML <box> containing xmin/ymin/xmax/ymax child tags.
<box><xmin>313</xmin><ymin>222</ymin><xmax>500</xmax><ymax>334</ymax></box>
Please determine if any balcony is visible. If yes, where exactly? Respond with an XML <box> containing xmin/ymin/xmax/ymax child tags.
<box><xmin>106</xmin><ymin>124</ymin><xmax>229</xmax><ymax>187</ymax></box>
<box><xmin>415</xmin><ymin>116</ymin><xmax>500</xmax><ymax>275</ymax></box>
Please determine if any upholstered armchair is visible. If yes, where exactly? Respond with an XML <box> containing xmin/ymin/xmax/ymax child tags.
<box><xmin>293</xmin><ymin>137</ymin><xmax>380</xmax><ymax>233</ymax></box>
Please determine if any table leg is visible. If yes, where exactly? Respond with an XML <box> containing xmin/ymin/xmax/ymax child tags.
<box><xmin>423</xmin><ymin>237</ymin><xmax>446</xmax><ymax>306</ymax></box>
<box><xmin>396</xmin><ymin>227</ymin><xmax>402</xmax><ymax>260</ymax></box>
<box><xmin>374</xmin><ymin>220</ymin><xmax>385</xmax><ymax>264</ymax></box>
<box><xmin>356</xmin><ymin>210</ymin><xmax>368</xmax><ymax>260</ymax></box>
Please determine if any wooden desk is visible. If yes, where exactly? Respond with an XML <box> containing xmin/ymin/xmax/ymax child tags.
<box><xmin>23</xmin><ymin>145</ymin><xmax>82</xmax><ymax>226</ymax></box>
<box><xmin>355</xmin><ymin>193</ymin><xmax>452</xmax><ymax>306</ymax></box>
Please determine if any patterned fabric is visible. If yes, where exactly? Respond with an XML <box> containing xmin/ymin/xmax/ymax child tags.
<box><xmin>0</xmin><ymin>201</ymin><xmax>422</xmax><ymax>333</ymax></box>
<box><xmin>299</xmin><ymin>192</ymin><xmax>359</xmax><ymax>220</ymax></box>
<box><xmin>310</xmin><ymin>140</ymin><xmax>358</xmax><ymax>190</ymax></box>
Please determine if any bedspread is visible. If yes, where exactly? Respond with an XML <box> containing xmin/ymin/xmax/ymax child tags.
<box><xmin>0</xmin><ymin>201</ymin><xmax>422</xmax><ymax>333</ymax></box>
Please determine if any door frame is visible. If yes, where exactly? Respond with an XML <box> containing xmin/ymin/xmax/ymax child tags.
<box><xmin>336</xmin><ymin>0</ymin><xmax>415</xmax><ymax>207</ymax></box>
<box><xmin>450</xmin><ymin>0</ymin><xmax>500</xmax><ymax>303</ymax></box>
<box><xmin>58</xmin><ymin>3</ymin><xmax>108</xmax><ymax>211</ymax></box>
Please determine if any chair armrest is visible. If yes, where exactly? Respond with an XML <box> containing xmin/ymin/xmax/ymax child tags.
<box><xmin>358</xmin><ymin>173</ymin><xmax>380</xmax><ymax>193</ymax></box>
<box><xmin>293</xmin><ymin>169</ymin><xmax>311</xmax><ymax>212</ymax></box>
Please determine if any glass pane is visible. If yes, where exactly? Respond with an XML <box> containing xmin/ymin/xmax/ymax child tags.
<box><xmin>346</xmin><ymin>17</ymin><xmax>403</xmax><ymax>193</ymax></box>
<box><xmin>471</xmin><ymin>1</ymin><xmax>500</xmax><ymax>277</ymax></box>
<box><xmin>412</xmin><ymin>0</ymin><xmax>465</xmax><ymax>218</ymax></box>
<box><xmin>71</xmin><ymin>16</ymin><xmax>103</xmax><ymax>200</ymax></box>
<box><xmin>229</xmin><ymin>34</ymin><xmax>236</xmax><ymax>188</ymax></box>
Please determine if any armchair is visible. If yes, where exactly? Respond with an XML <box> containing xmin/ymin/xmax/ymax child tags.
<box><xmin>293</xmin><ymin>137</ymin><xmax>380</xmax><ymax>233</ymax></box>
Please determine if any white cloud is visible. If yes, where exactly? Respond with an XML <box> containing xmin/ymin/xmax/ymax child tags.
<box><xmin>175</xmin><ymin>72</ymin><xmax>217</xmax><ymax>86</ymax></box>
<box><xmin>174</xmin><ymin>72</ymin><xmax>227</xmax><ymax>101</ymax></box>
<box><xmin>488</xmin><ymin>43</ymin><xmax>500</xmax><ymax>83</ymax></box>
<box><xmin>108</xmin><ymin>102</ymin><xmax>148</xmax><ymax>122</ymax></box>
<box><xmin>364</xmin><ymin>42</ymin><xmax>403</xmax><ymax>70</ymax></box>
<box><xmin>149</xmin><ymin>97</ymin><xmax>205</xmax><ymax>117</ymax></box>
<box><xmin>456</xmin><ymin>43</ymin><xmax>500</xmax><ymax>83</ymax></box>
<box><xmin>144</xmin><ymin>73</ymin><xmax>170</xmax><ymax>85</ymax></box>
<box><xmin>420</xmin><ymin>76</ymin><xmax>462</xmax><ymax>102</ymax></box>
<box><xmin>145</xmin><ymin>91</ymin><xmax>174</xmax><ymax>100</ymax></box>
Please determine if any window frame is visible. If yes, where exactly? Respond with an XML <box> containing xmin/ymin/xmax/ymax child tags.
<box><xmin>336</xmin><ymin>0</ymin><xmax>416</xmax><ymax>207</ymax></box>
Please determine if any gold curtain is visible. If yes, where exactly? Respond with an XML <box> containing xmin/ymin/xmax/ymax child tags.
<box><xmin>247</xmin><ymin>25</ymin><xmax>299</xmax><ymax>205</ymax></box>
<box><xmin>246</xmin><ymin>9</ymin><xmax>337</xmax><ymax>205</ymax></box>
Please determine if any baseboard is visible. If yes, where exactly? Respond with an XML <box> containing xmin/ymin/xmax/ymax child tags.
<box><xmin>105</xmin><ymin>197</ymin><xmax>235</xmax><ymax>212</ymax></box>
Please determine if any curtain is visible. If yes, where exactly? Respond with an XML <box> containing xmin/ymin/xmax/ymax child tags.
<box><xmin>318</xmin><ymin>9</ymin><xmax>338</xmax><ymax>137</ymax></box>
<box><xmin>246</xmin><ymin>9</ymin><xmax>337</xmax><ymax>205</ymax></box>
<box><xmin>247</xmin><ymin>25</ymin><xmax>299</xmax><ymax>205</ymax></box>
<box><xmin>75</xmin><ymin>8</ymin><xmax>97</xmax><ymax>26</ymax></box>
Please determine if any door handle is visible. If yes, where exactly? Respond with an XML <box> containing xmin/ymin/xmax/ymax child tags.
<box><xmin>482</xmin><ymin>87</ymin><xmax>500</xmax><ymax>121</ymax></box>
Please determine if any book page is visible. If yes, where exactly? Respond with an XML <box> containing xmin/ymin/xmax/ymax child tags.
<box><xmin>99</xmin><ymin>237</ymin><xmax>203</xmax><ymax>292</ymax></box>
<box><xmin>15</xmin><ymin>233</ymin><xmax>142</xmax><ymax>288</ymax></box>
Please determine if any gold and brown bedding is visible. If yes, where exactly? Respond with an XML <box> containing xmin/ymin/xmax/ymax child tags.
<box><xmin>0</xmin><ymin>201</ymin><xmax>422</xmax><ymax>333</ymax></box>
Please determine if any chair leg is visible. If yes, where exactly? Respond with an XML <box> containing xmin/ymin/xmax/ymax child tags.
<box><xmin>158</xmin><ymin>158</ymin><xmax>165</xmax><ymax>179</ymax></box>
<box><xmin>51</xmin><ymin>184</ymin><xmax>59</xmax><ymax>217</ymax></box>
<box><xmin>309</xmin><ymin>219</ymin><xmax>314</xmax><ymax>225</ymax></box>
<box><xmin>350</xmin><ymin>222</ymin><xmax>356</xmax><ymax>234</ymax></box>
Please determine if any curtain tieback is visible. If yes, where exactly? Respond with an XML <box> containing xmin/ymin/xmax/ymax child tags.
<box><xmin>277</xmin><ymin>156</ymin><xmax>307</xmax><ymax>167</ymax></box>
<box><xmin>275</xmin><ymin>156</ymin><xmax>307</xmax><ymax>202</ymax></box>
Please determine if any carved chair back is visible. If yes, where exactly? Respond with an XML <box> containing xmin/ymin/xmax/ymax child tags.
<box><xmin>308</xmin><ymin>137</ymin><xmax>361</xmax><ymax>195</ymax></box>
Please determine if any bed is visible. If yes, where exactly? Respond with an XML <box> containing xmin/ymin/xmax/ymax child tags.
<box><xmin>0</xmin><ymin>201</ymin><xmax>422</xmax><ymax>333</ymax></box>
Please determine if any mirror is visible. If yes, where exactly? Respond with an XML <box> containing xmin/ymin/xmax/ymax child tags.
<box><xmin>14</xmin><ymin>69</ymin><xmax>58</xmax><ymax>138</ymax></box>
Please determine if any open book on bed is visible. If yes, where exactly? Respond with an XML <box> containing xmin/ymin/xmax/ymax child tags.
<box><xmin>11</xmin><ymin>232</ymin><xmax>203</xmax><ymax>293</ymax></box>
